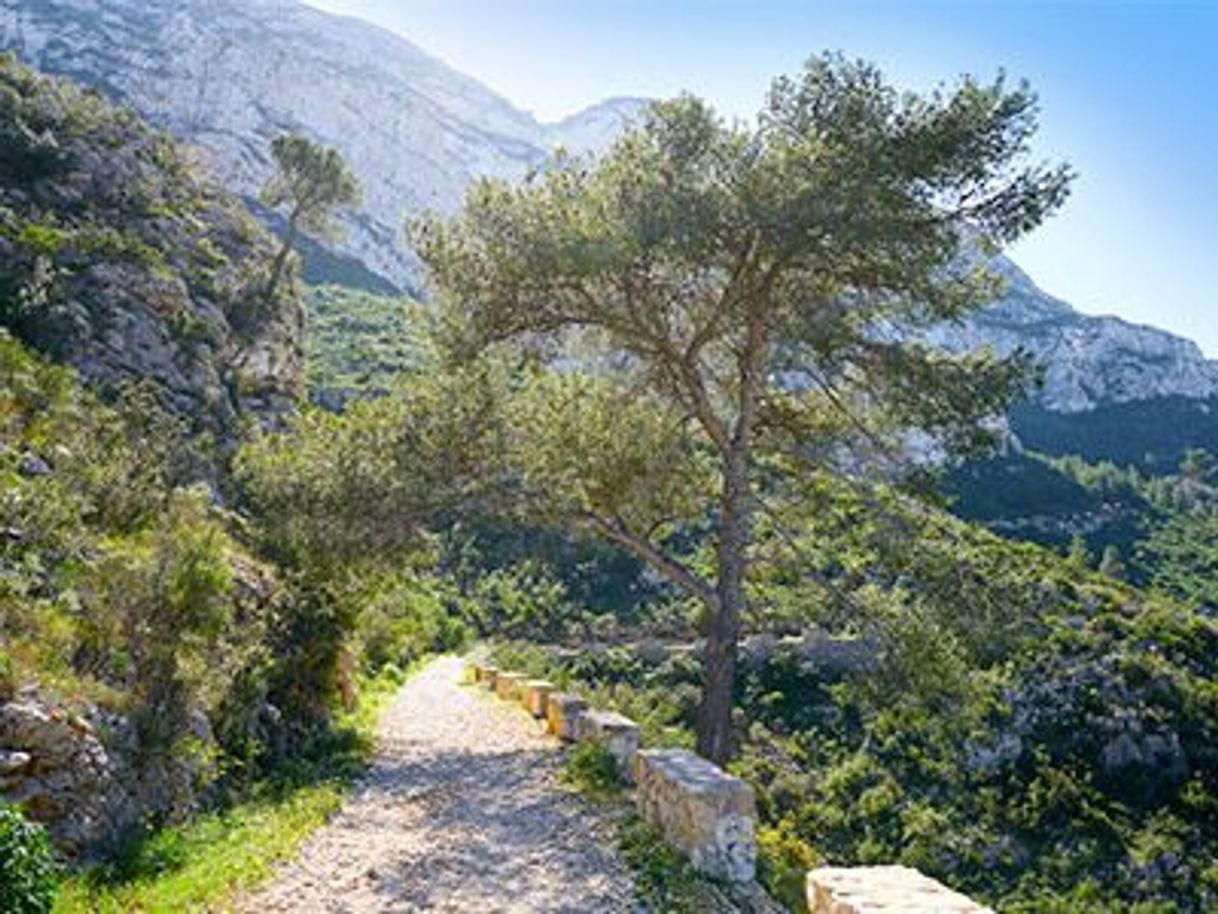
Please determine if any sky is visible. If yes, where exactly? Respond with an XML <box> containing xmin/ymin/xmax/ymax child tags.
<box><xmin>306</xmin><ymin>0</ymin><xmax>1217</xmax><ymax>354</ymax></box>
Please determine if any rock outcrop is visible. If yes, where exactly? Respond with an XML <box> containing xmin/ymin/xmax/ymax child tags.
<box><xmin>924</xmin><ymin>255</ymin><xmax>1218</xmax><ymax>414</ymax></box>
<box><xmin>0</xmin><ymin>53</ymin><xmax>302</xmax><ymax>437</ymax></box>
<box><xmin>0</xmin><ymin>693</ymin><xmax>214</xmax><ymax>856</ymax></box>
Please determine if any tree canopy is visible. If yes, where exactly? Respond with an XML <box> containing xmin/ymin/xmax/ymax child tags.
<box><xmin>415</xmin><ymin>54</ymin><xmax>1072</xmax><ymax>762</ymax></box>
<box><xmin>261</xmin><ymin>133</ymin><xmax>361</xmax><ymax>298</ymax></box>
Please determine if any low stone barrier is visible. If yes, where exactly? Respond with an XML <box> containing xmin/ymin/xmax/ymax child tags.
<box><xmin>634</xmin><ymin>748</ymin><xmax>756</xmax><ymax>883</ymax></box>
<box><xmin>521</xmin><ymin>680</ymin><xmax>554</xmax><ymax>718</ymax></box>
<box><xmin>545</xmin><ymin>693</ymin><xmax>588</xmax><ymax>740</ymax></box>
<box><xmin>494</xmin><ymin>672</ymin><xmax>528</xmax><ymax>702</ymax></box>
<box><xmin>471</xmin><ymin>655</ymin><xmax>991</xmax><ymax>911</ymax></box>
<box><xmin>474</xmin><ymin>664</ymin><xmax>498</xmax><ymax>689</ymax></box>
<box><xmin>806</xmin><ymin>866</ymin><xmax>994</xmax><ymax>913</ymax></box>
<box><xmin>575</xmin><ymin>710</ymin><xmax>640</xmax><ymax>781</ymax></box>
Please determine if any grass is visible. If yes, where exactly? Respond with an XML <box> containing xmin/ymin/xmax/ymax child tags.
<box><xmin>52</xmin><ymin>662</ymin><xmax>424</xmax><ymax>913</ymax></box>
<box><xmin>52</xmin><ymin>785</ymin><xmax>343</xmax><ymax>913</ymax></box>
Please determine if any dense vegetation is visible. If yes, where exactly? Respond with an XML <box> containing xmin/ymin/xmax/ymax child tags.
<box><xmin>949</xmin><ymin>447</ymin><xmax>1218</xmax><ymax>613</ymax></box>
<box><xmin>0</xmin><ymin>59</ymin><xmax>467</xmax><ymax>906</ymax></box>
<box><xmin>416</xmin><ymin>55</ymin><xmax>1071</xmax><ymax>762</ymax></box>
<box><xmin>0</xmin><ymin>54</ymin><xmax>301</xmax><ymax>438</ymax></box>
<box><xmin>488</xmin><ymin>473</ymin><xmax>1218</xmax><ymax>911</ymax></box>
<box><xmin>303</xmin><ymin>285</ymin><xmax>431</xmax><ymax>406</ymax></box>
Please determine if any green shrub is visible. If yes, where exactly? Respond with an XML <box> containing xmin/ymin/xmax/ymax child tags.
<box><xmin>560</xmin><ymin>741</ymin><xmax>621</xmax><ymax>799</ymax></box>
<box><xmin>0</xmin><ymin>803</ymin><xmax>58</xmax><ymax>914</ymax></box>
<box><xmin>616</xmin><ymin>815</ymin><xmax>723</xmax><ymax>912</ymax></box>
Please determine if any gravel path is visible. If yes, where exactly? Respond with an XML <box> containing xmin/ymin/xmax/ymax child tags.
<box><xmin>241</xmin><ymin>655</ymin><xmax>638</xmax><ymax>913</ymax></box>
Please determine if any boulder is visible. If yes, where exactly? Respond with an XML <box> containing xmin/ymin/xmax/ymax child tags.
<box><xmin>546</xmin><ymin>693</ymin><xmax>588</xmax><ymax>741</ymax></box>
<box><xmin>806</xmin><ymin>866</ymin><xmax>994</xmax><ymax>913</ymax></box>
<box><xmin>634</xmin><ymin>748</ymin><xmax>756</xmax><ymax>882</ymax></box>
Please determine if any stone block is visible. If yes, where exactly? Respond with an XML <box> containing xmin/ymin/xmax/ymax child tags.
<box><xmin>475</xmin><ymin>664</ymin><xmax>499</xmax><ymax>690</ymax></box>
<box><xmin>494</xmin><ymin>671</ymin><xmax>528</xmax><ymax>701</ymax></box>
<box><xmin>545</xmin><ymin>693</ymin><xmax>588</xmax><ymax>741</ymax></box>
<box><xmin>634</xmin><ymin>748</ymin><xmax>756</xmax><ymax>882</ymax></box>
<box><xmin>806</xmin><ymin>866</ymin><xmax>994</xmax><ymax>913</ymax></box>
<box><xmin>575</xmin><ymin>710</ymin><xmax>640</xmax><ymax>781</ymax></box>
<box><xmin>522</xmin><ymin>680</ymin><xmax>555</xmax><ymax>718</ymax></box>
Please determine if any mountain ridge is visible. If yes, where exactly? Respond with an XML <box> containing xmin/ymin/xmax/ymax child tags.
<box><xmin>4</xmin><ymin>0</ymin><xmax>1217</xmax><ymax>419</ymax></box>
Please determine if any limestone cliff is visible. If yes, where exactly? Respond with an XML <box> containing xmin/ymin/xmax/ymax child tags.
<box><xmin>0</xmin><ymin>0</ymin><xmax>645</xmax><ymax>295</ymax></box>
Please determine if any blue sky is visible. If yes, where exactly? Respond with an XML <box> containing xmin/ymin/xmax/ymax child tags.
<box><xmin>308</xmin><ymin>1</ymin><xmax>1217</xmax><ymax>354</ymax></box>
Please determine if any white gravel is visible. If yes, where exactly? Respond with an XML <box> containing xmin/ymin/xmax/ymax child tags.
<box><xmin>241</xmin><ymin>655</ymin><xmax>638</xmax><ymax>913</ymax></box>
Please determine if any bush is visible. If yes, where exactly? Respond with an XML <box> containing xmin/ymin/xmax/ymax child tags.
<box><xmin>560</xmin><ymin>741</ymin><xmax>621</xmax><ymax>799</ymax></box>
<box><xmin>0</xmin><ymin>803</ymin><xmax>58</xmax><ymax>914</ymax></box>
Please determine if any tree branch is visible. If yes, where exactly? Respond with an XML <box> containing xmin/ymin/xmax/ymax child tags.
<box><xmin>581</xmin><ymin>512</ymin><xmax>717</xmax><ymax>607</ymax></box>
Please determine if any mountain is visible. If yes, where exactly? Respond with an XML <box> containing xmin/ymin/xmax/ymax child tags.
<box><xmin>0</xmin><ymin>0</ymin><xmax>646</xmax><ymax>295</ymax></box>
<box><xmin>4</xmin><ymin>0</ymin><xmax>1217</xmax><ymax>457</ymax></box>
<box><xmin>927</xmin><ymin>255</ymin><xmax>1218</xmax><ymax>415</ymax></box>
<box><xmin>544</xmin><ymin>96</ymin><xmax>650</xmax><ymax>157</ymax></box>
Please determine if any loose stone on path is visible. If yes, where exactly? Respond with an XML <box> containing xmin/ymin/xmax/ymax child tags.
<box><xmin>241</xmin><ymin>655</ymin><xmax>637</xmax><ymax>913</ymax></box>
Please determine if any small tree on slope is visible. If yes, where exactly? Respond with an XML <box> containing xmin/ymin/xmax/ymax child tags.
<box><xmin>261</xmin><ymin>133</ymin><xmax>361</xmax><ymax>300</ymax></box>
<box><xmin>414</xmin><ymin>54</ymin><xmax>1072</xmax><ymax>764</ymax></box>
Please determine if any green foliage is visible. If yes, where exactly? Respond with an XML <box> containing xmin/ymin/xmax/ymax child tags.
<box><xmin>0</xmin><ymin>55</ymin><xmax>301</xmax><ymax>422</ymax></box>
<box><xmin>304</xmin><ymin>285</ymin><xmax>432</xmax><ymax>403</ymax></box>
<box><xmin>53</xmin><ymin>779</ymin><xmax>342</xmax><ymax>914</ymax></box>
<box><xmin>0</xmin><ymin>804</ymin><xmax>58</xmax><ymax>914</ymax></box>
<box><xmin>492</xmin><ymin>466</ymin><xmax>1218</xmax><ymax>912</ymax></box>
<box><xmin>261</xmin><ymin>134</ymin><xmax>361</xmax><ymax>300</ymax></box>
<box><xmin>417</xmin><ymin>52</ymin><xmax>1070</xmax><ymax>760</ymax></box>
<box><xmin>262</xmin><ymin>134</ymin><xmax>360</xmax><ymax>239</ymax></box>
<box><xmin>236</xmin><ymin>364</ymin><xmax>504</xmax><ymax>576</ymax></box>
<box><xmin>1</xmin><ymin>330</ymin><xmax>236</xmax><ymax>712</ymax></box>
<box><xmin>560</xmin><ymin>740</ymin><xmax>622</xmax><ymax>799</ymax></box>
<box><xmin>950</xmin><ymin>446</ymin><xmax>1218</xmax><ymax>612</ymax></box>
<box><xmin>616</xmin><ymin>815</ymin><xmax>729</xmax><ymax>912</ymax></box>
<box><xmin>1140</xmin><ymin>510</ymin><xmax>1218</xmax><ymax>610</ymax></box>
<box><xmin>234</xmin><ymin>363</ymin><xmax>500</xmax><ymax>744</ymax></box>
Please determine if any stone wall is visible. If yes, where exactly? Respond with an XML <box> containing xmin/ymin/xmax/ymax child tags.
<box><xmin>634</xmin><ymin>748</ymin><xmax>757</xmax><ymax>883</ymax></box>
<box><xmin>467</xmin><ymin>658</ymin><xmax>993</xmax><ymax>911</ymax></box>
<box><xmin>807</xmin><ymin>866</ymin><xmax>995</xmax><ymax>913</ymax></box>
<box><xmin>0</xmin><ymin>691</ymin><xmax>213</xmax><ymax>857</ymax></box>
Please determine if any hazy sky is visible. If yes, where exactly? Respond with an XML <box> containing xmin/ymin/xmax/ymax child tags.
<box><xmin>307</xmin><ymin>0</ymin><xmax>1217</xmax><ymax>354</ymax></box>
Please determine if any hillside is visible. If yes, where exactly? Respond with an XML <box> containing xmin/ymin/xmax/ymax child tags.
<box><xmin>0</xmin><ymin>15</ymin><xmax>1215</xmax><ymax>914</ymax></box>
<box><xmin>0</xmin><ymin>0</ymin><xmax>647</xmax><ymax>294</ymax></box>
<box><xmin>487</xmin><ymin>471</ymin><xmax>1218</xmax><ymax>912</ymax></box>
<box><xmin>0</xmin><ymin>53</ymin><xmax>302</xmax><ymax>441</ymax></box>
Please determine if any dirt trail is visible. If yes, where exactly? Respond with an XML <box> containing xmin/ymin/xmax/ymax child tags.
<box><xmin>241</xmin><ymin>656</ymin><xmax>637</xmax><ymax>913</ymax></box>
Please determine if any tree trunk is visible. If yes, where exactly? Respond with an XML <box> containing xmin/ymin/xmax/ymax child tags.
<box><xmin>266</xmin><ymin>216</ymin><xmax>299</xmax><ymax>302</ymax></box>
<box><xmin>696</xmin><ymin>450</ymin><xmax>751</xmax><ymax>765</ymax></box>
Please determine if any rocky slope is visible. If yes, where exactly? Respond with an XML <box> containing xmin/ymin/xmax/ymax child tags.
<box><xmin>0</xmin><ymin>0</ymin><xmax>647</xmax><ymax>295</ymax></box>
<box><xmin>0</xmin><ymin>52</ymin><xmax>301</xmax><ymax>439</ymax></box>
<box><xmin>926</xmin><ymin>255</ymin><xmax>1218</xmax><ymax>413</ymax></box>
<box><xmin>3</xmin><ymin>0</ymin><xmax>1214</xmax><ymax>420</ymax></box>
